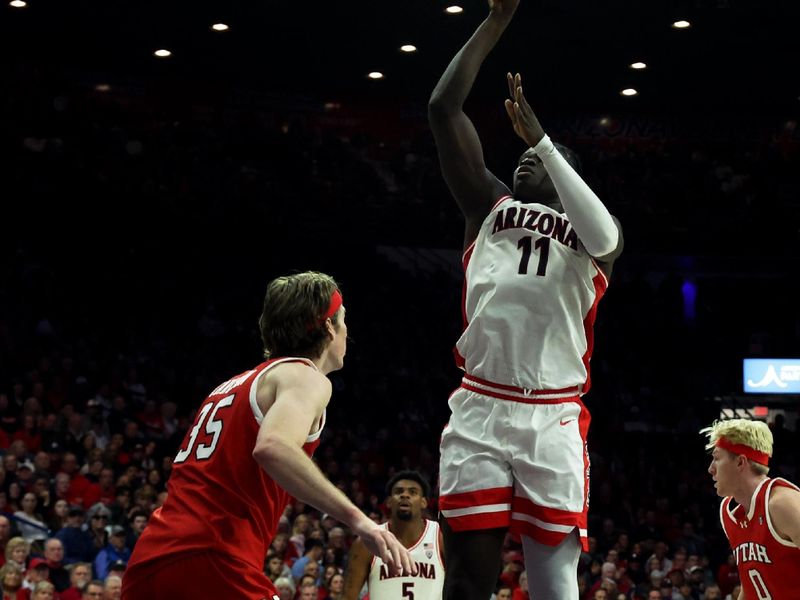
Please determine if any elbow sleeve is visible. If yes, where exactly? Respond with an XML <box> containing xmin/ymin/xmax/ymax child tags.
<box><xmin>533</xmin><ymin>135</ymin><xmax>619</xmax><ymax>257</ymax></box>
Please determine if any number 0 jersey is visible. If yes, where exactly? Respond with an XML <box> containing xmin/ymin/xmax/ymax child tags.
<box><xmin>127</xmin><ymin>357</ymin><xmax>324</xmax><ymax>574</ymax></box>
<box><xmin>455</xmin><ymin>196</ymin><xmax>608</xmax><ymax>395</ymax></box>
<box><xmin>367</xmin><ymin>520</ymin><xmax>444</xmax><ymax>600</ymax></box>
<box><xmin>720</xmin><ymin>477</ymin><xmax>800</xmax><ymax>600</ymax></box>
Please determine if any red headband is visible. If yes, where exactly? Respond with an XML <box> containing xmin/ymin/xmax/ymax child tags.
<box><xmin>322</xmin><ymin>290</ymin><xmax>343</xmax><ymax>321</ymax></box>
<box><xmin>716</xmin><ymin>437</ymin><xmax>770</xmax><ymax>466</ymax></box>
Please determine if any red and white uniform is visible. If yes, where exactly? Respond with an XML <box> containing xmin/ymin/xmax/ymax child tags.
<box><xmin>123</xmin><ymin>357</ymin><xmax>324</xmax><ymax>600</ymax></box>
<box><xmin>455</xmin><ymin>196</ymin><xmax>607</xmax><ymax>392</ymax></box>
<box><xmin>440</xmin><ymin>197</ymin><xmax>606</xmax><ymax>550</ymax></box>
<box><xmin>720</xmin><ymin>478</ymin><xmax>800</xmax><ymax>600</ymax></box>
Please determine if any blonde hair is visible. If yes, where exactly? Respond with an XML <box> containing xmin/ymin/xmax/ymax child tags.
<box><xmin>700</xmin><ymin>419</ymin><xmax>773</xmax><ymax>475</ymax></box>
<box><xmin>33</xmin><ymin>580</ymin><xmax>55</xmax><ymax>596</ymax></box>
<box><xmin>4</xmin><ymin>536</ymin><xmax>29</xmax><ymax>563</ymax></box>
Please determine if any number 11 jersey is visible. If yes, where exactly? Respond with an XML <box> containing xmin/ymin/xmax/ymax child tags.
<box><xmin>455</xmin><ymin>196</ymin><xmax>608</xmax><ymax>395</ymax></box>
<box><xmin>127</xmin><ymin>357</ymin><xmax>324</xmax><ymax>574</ymax></box>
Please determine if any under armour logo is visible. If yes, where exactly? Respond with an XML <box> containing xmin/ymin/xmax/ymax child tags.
<box><xmin>747</xmin><ymin>365</ymin><xmax>787</xmax><ymax>389</ymax></box>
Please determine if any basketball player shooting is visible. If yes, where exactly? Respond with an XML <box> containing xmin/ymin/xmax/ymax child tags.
<box><xmin>427</xmin><ymin>1</ymin><xmax>623</xmax><ymax>598</ymax></box>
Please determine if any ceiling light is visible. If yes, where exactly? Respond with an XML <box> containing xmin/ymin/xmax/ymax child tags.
<box><xmin>211</xmin><ymin>23</ymin><xmax>229</xmax><ymax>32</ymax></box>
<box><xmin>94</xmin><ymin>84</ymin><xmax>111</xmax><ymax>92</ymax></box>
<box><xmin>368</xmin><ymin>72</ymin><xmax>384</xmax><ymax>80</ymax></box>
<box><xmin>672</xmin><ymin>20</ymin><xmax>691</xmax><ymax>29</ymax></box>
<box><xmin>620</xmin><ymin>88</ymin><xmax>638</xmax><ymax>96</ymax></box>
<box><xmin>445</xmin><ymin>6</ymin><xmax>463</xmax><ymax>14</ymax></box>
<box><xmin>154</xmin><ymin>49</ymin><xmax>172</xmax><ymax>58</ymax></box>
<box><xmin>630</xmin><ymin>62</ymin><xmax>647</xmax><ymax>70</ymax></box>
<box><xmin>400</xmin><ymin>45</ymin><xmax>417</xmax><ymax>53</ymax></box>
<box><xmin>9</xmin><ymin>0</ymin><xmax>27</xmax><ymax>7</ymax></box>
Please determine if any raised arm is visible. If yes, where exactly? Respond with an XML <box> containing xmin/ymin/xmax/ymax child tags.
<box><xmin>505</xmin><ymin>73</ymin><xmax>623</xmax><ymax>270</ymax></box>
<box><xmin>252</xmin><ymin>364</ymin><xmax>414</xmax><ymax>576</ymax></box>
<box><xmin>428</xmin><ymin>0</ymin><xmax>517</xmax><ymax>245</ymax></box>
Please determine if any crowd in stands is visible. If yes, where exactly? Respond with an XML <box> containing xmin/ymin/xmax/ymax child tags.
<box><xmin>2</xmin><ymin>67</ymin><xmax>799</xmax><ymax>599</ymax></box>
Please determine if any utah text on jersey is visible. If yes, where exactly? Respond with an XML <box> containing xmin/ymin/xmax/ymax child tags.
<box><xmin>732</xmin><ymin>541</ymin><xmax>773</xmax><ymax>565</ymax></box>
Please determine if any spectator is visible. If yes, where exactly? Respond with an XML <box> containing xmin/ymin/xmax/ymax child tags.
<box><xmin>55</xmin><ymin>506</ymin><xmax>93</xmax><ymax>564</ymax></box>
<box><xmin>273</xmin><ymin>577</ymin><xmax>295</xmax><ymax>600</ymax></box>
<box><xmin>59</xmin><ymin>562</ymin><xmax>92</xmax><ymax>600</ymax></box>
<box><xmin>323</xmin><ymin>573</ymin><xmax>344</xmax><ymax>600</ymax></box>
<box><xmin>494</xmin><ymin>585</ymin><xmax>513</xmax><ymax>600</ymax></box>
<box><xmin>21</xmin><ymin>558</ymin><xmax>49</xmax><ymax>593</ymax></box>
<box><xmin>81</xmin><ymin>580</ymin><xmax>104</xmax><ymax>600</ymax></box>
<box><xmin>298</xmin><ymin>582</ymin><xmax>318</xmax><ymax>600</ymax></box>
<box><xmin>703</xmin><ymin>585</ymin><xmax>722</xmax><ymax>600</ymax></box>
<box><xmin>266</xmin><ymin>555</ymin><xmax>291</xmax><ymax>583</ymax></box>
<box><xmin>0</xmin><ymin>517</ymin><xmax>12</xmax><ymax>566</ymax></box>
<box><xmin>84</xmin><ymin>506</ymin><xmax>110</xmax><ymax>558</ymax></box>
<box><xmin>123</xmin><ymin>512</ymin><xmax>147</xmax><ymax>552</ymax></box>
<box><xmin>31</xmin><ymin>580</ymin><xmax>55</xmax><ymax>600</ymax></box>
<box><xmin>13</xmin><ymin>493</ymin><xmax>48</xmax><ymax>547</ymax></box>
<box><xmin>4</xmin><ymin>539</ymin><xmax>29</xmax><ymax>571</ymax></box>
<box><xmin>92</xmin><ymin>527</ymin><xmax>129</xmax><ymax>582</ymax></box>
<box><xmin>512</xmin><ymin>570</ymin><xmax>529</xmax><ymax>600</ymax></box>
<box><xmin>0</xmin><ymin>563</ymin><xmax>24</xmax><ymax>600</ymax></box>
<box><xmin>291</xmin><ymin>538</ymin><xmax>324</xmax><ymax>582</ymax></box>
<box><xmin>102</xmin><ymin>575</ymin><xmax>121</xmax><ymax>600</ymax></box>
<box><xmin>43</xmin><ymin>538</ymin><xmax>69</xmax><ymax>592</ymax></box>
<box><xmin>47</xmin><ymin>499</ymin><xmax>70</xmax><ymax>533</ymax></box>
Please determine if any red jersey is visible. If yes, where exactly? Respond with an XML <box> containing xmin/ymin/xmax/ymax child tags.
<box><xmin>127</xmin><ymin>358</ymin><xmax>324</xmax><ymax>574</ymax></box>
<box><xmin>720</xmin><ymin>477</ymin><xmax>800</xmax><ymax>600</ymax></box>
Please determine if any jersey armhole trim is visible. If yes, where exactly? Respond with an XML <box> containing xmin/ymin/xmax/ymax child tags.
<box><xmin>248</xmin><ymin>357</ymin><xmax>319</xmax><ymax>426</ymax></box>
<box><xmin>765</xmin><ymin>478</ymin><xmax>800</xmax><ymax>548</ymax></box>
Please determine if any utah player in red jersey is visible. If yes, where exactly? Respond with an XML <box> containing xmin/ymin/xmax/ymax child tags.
<box><xmin>122</xmin><ymin>272</ymin><xmax>414</xmax><ymax>600</ymax></box>
<box><xmin>702</xmin><ymin>418</ymin><xmax>800</xmax><ymax>600</ymax></box>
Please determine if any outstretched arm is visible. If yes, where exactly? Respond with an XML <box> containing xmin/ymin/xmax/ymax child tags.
<box><xmin>252</xmin><ymin>364</ymin><xmax>414</xmax><ymax>576</ymax></box>
<box><xmin>505</xmin><ymin>73</ymin><xmax>623</xmax><ymax>267</ymax></box>
<box><xmin>428</xmin><ymin>0</ymin><xmax>518</xmax><ymax>246</ymax></box>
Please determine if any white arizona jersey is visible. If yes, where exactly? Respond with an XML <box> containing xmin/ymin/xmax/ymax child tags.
<box><xmin>455</xmin><ymin>196</ymin><xmax>608</xmax><ymax>395</ymax></box>
<box><xmin>367</xmin><ymin>519</ymin><xmax>444</xmax><ymax>600</ymax></box>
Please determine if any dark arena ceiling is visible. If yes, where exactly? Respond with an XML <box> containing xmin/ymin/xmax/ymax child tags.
<box><xmin>3</xmin><ymin>0</ymin><xmax>799</xmax><ymax>115</ymax></box>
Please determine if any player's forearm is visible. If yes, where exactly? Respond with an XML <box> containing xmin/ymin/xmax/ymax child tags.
<box><xmin>253</xmin><ymin>438</ymin><xmax>367</xmax><ymax>529</ymax></box>
<box><xmin>533</xmin><ymin>135</ymin><xmax>619</xmax><ymax>257</ymax></box>
<box><xmin>429</xmin><ymin>15</ymin><xmax>511</xmax><ymax>111</ymax></box>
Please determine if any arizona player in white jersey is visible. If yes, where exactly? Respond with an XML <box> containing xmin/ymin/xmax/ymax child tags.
<box><xmin>428</xmin><ymin>1</ymin><xmax>623</xmax><ymax>599</ymax></box>
<box><xmin>343</xmin><ymin>471</ymin><xmax>444</xmax><ymax>600</ymax></box>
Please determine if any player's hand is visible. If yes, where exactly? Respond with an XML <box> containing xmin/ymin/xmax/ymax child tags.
<box><xmin>488</xmin><ymin>0</ymin><xmax>519</xmax><ymax>21</ymax></box>
<box><xmin>356</xmin><ymin>520</ymin><xmax>417</xmax><ymax>577</ymax></box>
<box><xmin>504</xmin><ymin>72</ymin><xmax>546</xmax><ymax>147</ymax></box>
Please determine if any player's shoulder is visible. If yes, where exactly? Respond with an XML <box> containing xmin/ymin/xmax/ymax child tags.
<box><xmin>268</xmin><ymin>360</ymin><xmax>330</xmax><ymax>392</ymax></box>
<box><xmin>768</xmin><ymin>480</ymin><xmax>800</xmax><ymax>508</ymax></box>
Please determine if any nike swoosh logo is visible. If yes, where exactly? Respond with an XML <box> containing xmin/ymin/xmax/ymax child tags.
<box><xmin>560</xmin><ymin>418</ymin><xmax>575</xmax><ymax>426</ymax></box>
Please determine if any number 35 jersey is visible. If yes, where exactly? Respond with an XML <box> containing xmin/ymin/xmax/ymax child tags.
<box><xmin>455</xmin><ymin>196</ymin><xmax>608</xmax><ymax>395</ymax></box>
<box><xmin>128</xmin><ymin>357</ymin><xmax>324</xmax><ymax>573</ymax></box>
